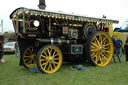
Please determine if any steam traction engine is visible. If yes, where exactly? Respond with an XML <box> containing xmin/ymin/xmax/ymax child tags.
<box><xmin>10</xmin><ymin>8</ymin><xmax>118</xmax><ymax>73</ymax></box>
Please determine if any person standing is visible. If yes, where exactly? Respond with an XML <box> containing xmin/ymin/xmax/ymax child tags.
<box><xmin>116</xmin><ymin>37</ymin><xmax>123</xmax><ymax>57</ymax></box>
<box><xmin>0</xmin><ymin>41</ymin><xmax>5</xmax><ymax>63</ymax></box>
<box><xmin>124</xmin><ymin>35</ymin><xmax>128</xmax><ymax>62</ymax></box>
<box><xmin>111</xmin><ymin>35</ymin><xmax>121</xmax><ymax>62</ymax></box>
<box><xmin>112</xmin><ymin>35</ymin><xmax>117</xmax><ymax>51</ymax></box>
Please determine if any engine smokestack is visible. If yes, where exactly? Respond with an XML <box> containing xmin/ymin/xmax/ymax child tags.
<box><xmin>38</xmin><ymin>0</ymin><xmax>46</xmax><ymax>10</ymax></box>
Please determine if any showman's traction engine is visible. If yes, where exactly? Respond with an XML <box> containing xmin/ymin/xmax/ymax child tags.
<box><xmin>10</xmin><ymin>7</ymin><xmax>118</xmax><ymax>73</ymax></box>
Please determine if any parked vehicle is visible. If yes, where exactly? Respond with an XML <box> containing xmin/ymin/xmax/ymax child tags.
<box><xmin>4</xmin><ymin>42</ymin><xmax>16</xmax><ymax>53</ymax></box>
<box><xmin>10</xmin><ymin>7</ymin><xmax>118</xmax><ymax>74</ymax></box>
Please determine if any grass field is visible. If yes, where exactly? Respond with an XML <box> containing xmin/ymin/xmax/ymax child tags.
<box><xmin>0</xmin><ymin>54</ymin><xmax>128</xmax><ymax>85</ymax></box>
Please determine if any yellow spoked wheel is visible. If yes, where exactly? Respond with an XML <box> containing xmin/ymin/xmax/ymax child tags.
<box><xmin>23</xmin><ymin>46</ymin><xmax>37</xmax><ymax>68</ymax></box>
<box><xmin>36</xmin><ymin>45</ymin><xmax>63</xmax><ymax>74</ymax></box>
<box><xmin>86</xmin><ymin>32</ymin><xmax>113</xmax><ymax>66</ymax></box>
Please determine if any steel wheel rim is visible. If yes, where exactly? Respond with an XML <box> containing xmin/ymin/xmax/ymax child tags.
<box><xmin>39</xmin><ymin>46</ymin><xmax>62</xmax><ymax>73</ymax></box>
<box><xmin>23</xmin><ymin>46</ymin><xmax>37</xmax><ymax>68</ymax></box>
<box><xmin>90</xmin><ymin>32</ymin><xmax>113</xmax><ymax>66</ymax></box>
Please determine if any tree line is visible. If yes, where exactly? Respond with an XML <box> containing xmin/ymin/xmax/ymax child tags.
<box><xmin>3</xmin><ymin>32</ymin><xmax>16</xmax><ymax>41</ymax></box>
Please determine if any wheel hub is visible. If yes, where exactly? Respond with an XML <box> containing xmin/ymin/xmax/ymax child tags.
<box><xmin>47</xmin><ymin>57</ymin><xmax>54</xmax><ymax>62</ymax></box>
<box><xmin>30</xmin><ymin>55</ymin><xmax>35</xmax><ymax>58</ymax></box>
<box><xmin>98</xmin><ymin>46</ymin><xmax>105</xmax><ymax>53</ymax></box>
<box><xmin>30</xmin><ymin>54</ymin><xmax>35</xmax><ymax>60</ymax></box>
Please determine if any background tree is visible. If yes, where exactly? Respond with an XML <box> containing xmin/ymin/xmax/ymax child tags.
<box><xmin>3</xmin><ymin>32</ymin><xmax>16</xmax><ymax>41</ymax></box>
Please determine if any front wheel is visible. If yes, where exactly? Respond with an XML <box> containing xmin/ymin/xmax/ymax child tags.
<box><xmin>85</xmin><ymin>32</ymin><xmax>113</xmax><ymax>66</ymax></box>
<box><xmin>36</xmin><ymin>45</ymin><xmax>63</xmax><ymax>74</ymax></box>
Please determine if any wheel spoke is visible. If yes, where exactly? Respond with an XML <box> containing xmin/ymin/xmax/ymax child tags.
<box><xmin>54</xmin><ymin>61</ymin><xmax>59</xmax><ymax>64</ymax></box>
<box><xmin>100</xmin><ymin>35</ymin><xmax>105</xmax><ymax>46</ymax></box>
<box><xmin>53</xmin><ymin>53</ymin><xmax>58</xmax><ymax>58</ymax></box>
<box><xmin>91</xmin><ymin>52</ymin><xmax>96</xmax><ymax>57</ymax></box>
<box><xmin>92</xmin><ymin>52</ymin><xmax>100</xmax><ymax>64</ymax></box>
<box><xmin>43</xmin><ymin>51</ymin><xmax>48</xmax><ymax>56</ymax></box>
<box><xmin>43</xmin><ymin>62</ymin><xmax>48</xmax><ymax>70</ymax></box>
<box><xmin>49</xmin><ymin>63</ymin><xmax>53</xmax><ymax>71</ymax></box>
<box><xmin>24</xmin><ymin>58</ymin><xmax>30</xmax><ymax>62</ymax></box>
<box><xmin>99</xmin><ymin>56</ymin><xmax>103</xmax><ymax>64</ymax></box>
<box><xmin>42</xmin><ymin>61</ymin><xmax>48</xmax><ymax>66</ymax></box>
<box><xmin>52</xmin><ymin>61</ymin><xmax>56</xmax><ymax>68</ymax></box>
<box><xmin>101</xmin><ymin>53</ymin><xmax>108</xmax><ymax>60</ymax></box>
<box><xmin>49</xmin><ymin>48</ymin><xmax>53</xmax><ymax>56</ymax></box>
<box><xmin>47</xmin><ymin>48</ymin><xmax>51</xmax><ymax>56</ymax></box>
<box><xmin>47</xmin><ymin>63</ymin><xmax>50</xmax><ymax>71</ymax></box>
<box><xmin>91</xmin><ymin>48</ymin><xmax>99</xmax><ymax>52</ymax></box>
<box><xmin>98</xmin><ymin>34</ymin><xmax>101</xmax><ymax>40</ymax></box>
<box><xmin>27</xmin><ymin>59</ymin><xmax>32</xmax><ymax>64</ymax></box>
<box><xmin>104</xmin><ymin>47</ymin><xmax>109</xmax><ymax>50</ymax></box>
<box><xmin>54</xmin><ymin>58</ymin><xmax>59</xmax><ymax>60</ymax></box>
<box><xmin>101</xmin><ymin>37</ymin><xmax>106</xmax><ymax>45</ymax></box>
<box><xmin>91</xmin><ymin>45</ymin><xmax>97</xmax><ymax>49</ymax></box>
<box><xmin>92</xmin><ymin>52</ymin><xmax>98</xmax><ymax>58</ymax></box>
<box><xmin>41</xmin><ymin>55</ymin><xmax>47</xmax><ymax>58</ymax></box>
<box><xmin>40</xmin><ymin>59</ymin><xmax>47</xmax><ymax>62</ymax></box>
<box><xmin>95</xmin><ymin>37</ymin><xmax>100</xmax><ymax>46</ymax></box>
<box><xmin>104</xmin><ymin>50</ymin><xmax>110</xmax><ymax>53</ymax></box>
<box><xmin>24</xmin><ymin>55</ymin><xmax>29</xmax><ymax>58</ymax></box>
<box><xmin>25</xmin><ymin>52</ymin><xmax>30</xmax><ymax>56</ymax></box>
<box><xmin>103</xmin><ymin>52</ymin><xmax>108</xmax><ymax>58</ymax></box>
<box><xmin>103</xmin><ymin>39</ymin><xmax>109</xmax><ymax>45</ymax></box>
<box><xmin>28</xmin><ymin>49</ymin><xmax>33</xmax><ymax>55</ymax></box>
<box><xmin>91</xmin><ymin>42</ymin><xmax>99</xmax><ymax>48</ymax></box>
<box><xmin>41</xmin><ymin>61</ymin><xmax>48</xmax><ymax>69</ymax></box>
<box><xmin>95</xmin><ymin>56</ymin><xmax>98</xmax><ymax>64</ymax></box>
<box><xmin>52</xmin><ymin>50</ymin><xmax>55</xmax><ymax>56</ymax></box>
<box><xmin>97</xmin><ymin>54</ymin><xmax>101</xmax><ymax>64</ymax></box>
<box><xmin>103</xmin><ymin>43</ymin><xmax>110</xmax><ymax>47</ymax></box>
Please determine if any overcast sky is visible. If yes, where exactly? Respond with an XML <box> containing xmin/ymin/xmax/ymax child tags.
<box><xmin>0</xmin><ymin>0</ymin><xmax>128</xmax><ymax>32</ymax></box>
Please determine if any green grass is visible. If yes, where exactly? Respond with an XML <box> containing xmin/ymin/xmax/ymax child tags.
<box><xmin>0</xmin><ymin>54</ymin><xmax>128</xmax><ymax>85</ymax></box>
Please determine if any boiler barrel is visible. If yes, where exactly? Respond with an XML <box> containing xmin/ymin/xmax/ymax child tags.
<box><xmin>36</xmin><ymin>38</ymin><xmax>77</xmax><ymax>46</ymax></box>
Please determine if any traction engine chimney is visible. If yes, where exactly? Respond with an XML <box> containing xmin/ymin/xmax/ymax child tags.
<box><xmin>38</xmin><ymin>0</ymin><xmax>46</xmax><ymax>10</ymax></box>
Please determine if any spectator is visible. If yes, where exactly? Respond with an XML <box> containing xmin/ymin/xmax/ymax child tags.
<box><xmin>0</xmin><ymin>41</ymin><xmax>5</xmax><ymax>63</ymax></box>
<box><xmin>124</xmin><ymin>35</ymin><xmax>128</xmax><ymax>62</ymax></box>
<box><xmin>15</xmin><ymin>41</ymin><xmax>20</xmax><ymax>57</ymax></box>
<box><xmin>116</xmin><ymin>37</ymin><xmax>123</xmax><ymax>57</ymax></box>
<box><xmin>112</xmin><ymin>35</ymin><xmax>117</xmax><ymax>53</ymax></box>
<box><xmin>112</xmin><ymin>35</ymin><xmax>116</xmax><ymax>48</ymax></box>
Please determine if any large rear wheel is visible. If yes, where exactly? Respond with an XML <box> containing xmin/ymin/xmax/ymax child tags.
<box><xmin>36</xmin><ymin>45</ymin><xmax>63</xmax><ymax>74</ymax></box>
<box><xmin>85</xmin><ymin>32</ymin><xmax>113</xmax><ymax>66</ymax></box>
